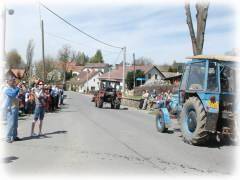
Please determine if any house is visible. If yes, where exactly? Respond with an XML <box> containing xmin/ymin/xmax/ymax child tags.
<box><xmin>54</xmin><ymin>61</ymin><xmax>84</xmax><ymax>76</ymax></box>
<box><xmin>6</xmin><ymin>68</ymin><xmax>26</xmax><ymax>81</ymax></box>
<box><xmin>67</xmin><ymin>63</ymin><xmax>109</xmax><ymax>91</ymax></box>
<box><xmin>77</xmin><ymin>70</ymin><xmax>103</xmax><ymax>93</ymax></box>
<box><xmin>71</xmin><ymin>66</ymin><xmax>84</xmax><ymax>76</ymax></box>
<box><xmin>65</xmin><ymin>61</ymin><xmax>84</xmax><ymax>76</ymax></box>
<box><xmin>99</xmin><ymin>64</ymin><xmax>182</xmax><ymax>89</ymax></box>
<box><xmin>144</xmin><ymin>65</ymin><xmax>166</xmax><ymax>83</ymax></box>
<box><xmin>83</xmin><ymin>63</ymin><xmax>110</xmax><ymax>73</ymax></box>
<box><xmin>98</xmin><ymin>64</ymin><xmax>153</xmax><ymax>88</ymax></box>
<box><xmin>163</xmin><ymin>72</ymin><xmax>182</xmax><ymax>86</ymax></box>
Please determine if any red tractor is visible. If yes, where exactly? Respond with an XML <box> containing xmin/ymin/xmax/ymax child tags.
<box><xmin>94</xmin><ymin>80</ymin><xmax>122</xmax><ymax>109</ymax></box>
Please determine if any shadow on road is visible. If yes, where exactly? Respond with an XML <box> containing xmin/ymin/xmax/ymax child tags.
<box><xmin>20</xmin><ymin>131</ymin><xmax>67</xmax><ymax>141</ymax></box>
<box><xmin>44</xmin><ymin>130</ymin><xmax>67</xmax><ymax>136</ymax></box>
<box><xmin>2</xmin><ymin>156</ymin><xmax>19</xmax><ymax>164</ymax></box>
<box><xmin>100</xmin><ymin>107</ymin><xmax>129</xmax><ymax>110</ymax></box>
<box><xmin>165</xmin><ymin>130</ymin><xmax>174</xmax><ymax>134</ymax></box>
<box><xmin>59</xmin><ymin>104</ymin><xmax>69</xmax><ymax>109</ymax></box>
<box><xmin>48</xmin><ymin>104</ymin><xmax>70</xmax><ymax>114</ymax></box>
<box><xmin>18</xmin><ymin>114</ymin><xmax>30</xmax><ymax>121</ymax></box>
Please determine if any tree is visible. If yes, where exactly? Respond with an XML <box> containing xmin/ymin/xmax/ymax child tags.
<box><xmin>58</xmin><ymin>45</ymin><xmax>72</xmax><ymax>84</ymax></box>
<box><xmin>47</xmin><ymin>69</ymin><xmax>62</xmax><ymax>83</ymax></box>
<box><xmin>126</xmin><ymin>71</ymin><xmax>134</xmax><ymax>90</ymax></box>
<box><xmin>134</xmin><ymin>57</ymin><xmax>153</xmax><ymax>65</ymax></box>
<box><xmin>168</xmin><ymin>67</ymin><xmax>177</xmax><ymax>72</ymax></box>
<box><xmin>79</xmin><ymin>53</ymin><xmax>89</xmax><ymax>65</ymax></box>
<box><xmin>185</xmin><ymin>1</ymin><xmax>209</xmax><ymax>55</ymax></box>
<box><xmin>26</xmin><ymin>39</ymin><xmax>35</xmax><ymax>84</ymax></box>
<box><xmin>89</xmin><ymin>49</ymin><xmax>104</xmax><ymax>63</ymax></box>
<box><xmin>35</xmin><ymin>56</ymin><xmax>56</xmax><ymax>81</ymax></box>
<box><xmin>6</xmin><ymin>50</ymin><xmax>25</xmax><ymax>69</ymax></box>
<box><xmin>126</xmin><ymin>70</ymin><xmax>145</xmax><ymax>90</ymax></box>
<box><xmin>73</xmin><ymin>51</ymin><xmax>89</xmax><ymax>65</ymax></box>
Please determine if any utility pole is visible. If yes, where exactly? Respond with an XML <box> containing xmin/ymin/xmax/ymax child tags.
<box><xmin>133</xmin><ymin>53</ymin><xmax>136</xmax><ymax>88</ymax></box>
<box><xmin>2</xmin><ymin>6</ymin><xmax>6</xmax><ymax>62</ymax></box>
<box><xmin>86</xmin><ymin>69</ymin><xmax>89</xmax><ymax>93</ymax></box>
<box><xmin>41</xmin><ymin>19</ymin><xmax>46</xmax><ymax>81</ymax></box>
<box><xmin>108</xmin><ymin>65</ymin><xmax>111</xmax><ymax>80</ymax></box>
<box><xmin>1</xmin><ymin>4</ymin><xmax>14</xmax><ymax>68</ymax></box>
<box><xmin>122</xmin><ymin>47</ymin><xmax>126</xmax><ymax>94</ymax></box>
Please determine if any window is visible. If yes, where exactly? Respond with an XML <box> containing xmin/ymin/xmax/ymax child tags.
<box><xmin>207</xmin><ymin>62</ymin><xmax>219</xmax><ymax>92</ymax></box>
<box><xmin>180</xmin><ymin>65</ymin><xmax>190</xmax><ymax>90</ymax></box>
<box><xmin>148</xmin><ymin>73</ymin><xmax>151</xmax><ymax>79</ymax></box>
<box><xmin>220</xmin><ymin>63</ymin><xmax>236</xmax><ymax>92</ymax></box>
<box><xmin>187</xmin><ymin>62</ymin><xmax>206</xmax><ymax>91</ymax></box>
<box><xmin>155</xmin><ymin>74</ymin><xmax>158</xmax><ymax>80</ymax></box>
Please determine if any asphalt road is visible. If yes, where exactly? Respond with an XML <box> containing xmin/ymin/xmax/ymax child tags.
<box><xmin>1</xmin><ymin>91</ymin><xmax>237</xmax><ymax>175</ymax></box>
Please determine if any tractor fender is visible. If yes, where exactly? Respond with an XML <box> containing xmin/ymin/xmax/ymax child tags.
<box><xmin>186</xmin><ymin>93</ymin><xmax>219</xmax><ymax>132</ymax></box>
<box><xmin>196</xmin><ymin>92</ymin><xmax>219</xmax><ymax>113</ymax></box>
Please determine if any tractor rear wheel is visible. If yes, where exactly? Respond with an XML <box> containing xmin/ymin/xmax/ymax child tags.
<box><xmin>180</xmin><ymin>97</ymin><xmax>209</xmax><ymax>145</ymax></box>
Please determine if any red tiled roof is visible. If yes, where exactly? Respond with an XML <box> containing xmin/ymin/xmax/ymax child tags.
<box><xmin>84</xmin><ymin>63</ymin><xmax>110</xmax><ymax>68</ymax></box>
<box><xmin>77</xmin><ymin>70</ymin><xmax>99</xmax><ymax>84</ymax></box>
<box><xmin>70</xmin><ymin>65</ymin><xmax>84</xmax><ymax>72</ymax></box>
<box><xmin>53</xmin><ymin>61</ymin><xmax>84</xmax><ymax>72</ymax></box>
<box><xmin>9</xmin><ymin>68</ymin><xmax>26</xmax><ymax>79</ymax></box>
<box><xmin>99</xmin><ymin>65</ymin><xmax>153</xmax><ymax>81</ymax></box>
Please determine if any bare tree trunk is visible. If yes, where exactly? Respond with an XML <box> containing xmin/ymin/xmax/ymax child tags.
<box><xmin>196</xmin><ymin>1</ymin><xmax>209</xmax><ymax>55</ymax></box>
<box><xmin>26</xmin><ymin>39</ymin><xmax>34</xmax><ymax>86</ymax></box>
<box><xmin>185</xmin><ymin>3</ymin><xmax>198</xmax><ymax>55</ymax></box>
<box><xmin>185</xmin><ymin>1</ymin><xmax>209</xmax><ymax>55</ymax></box>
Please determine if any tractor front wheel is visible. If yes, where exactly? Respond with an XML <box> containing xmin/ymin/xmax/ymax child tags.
<box><xmin>156</xmin><ymin>111</ymin><xmax>167</xmax><ymax>133</ymax></box>
<box><xmin>180</xmin><ymin>97</ymin><xmax>209</xmax><ymax>145</ymax></box>
<box><xmin>114</xmin><ymin>99</ymin><xmax>121</xmax><ymax>109</ymax></box>
<box><xmin>97</xmin><ymin>98</ymin><xmax>103</xmax><ymax>108</ymax></box>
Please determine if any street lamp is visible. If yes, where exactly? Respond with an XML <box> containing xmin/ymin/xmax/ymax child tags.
<box><xmin>1</xmin><ymin>5</ymin><xmax>14</xmax><ymax>62</ymax></box>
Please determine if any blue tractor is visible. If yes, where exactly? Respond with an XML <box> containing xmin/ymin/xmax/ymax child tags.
<box><xmin>156</xmin><ymin>55</ymin><xmax>238</xmax><ymax>145</ymax></box>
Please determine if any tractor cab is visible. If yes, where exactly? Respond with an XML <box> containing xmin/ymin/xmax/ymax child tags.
<box><xmin>178</xmin><ymin>55</ymin><xmax>239</xmax><ymax>145</ymax></box>
<box><xmin>100</xmin><ymin>80</ymin><xmax>121</xmax><ymax>92</ymax></box>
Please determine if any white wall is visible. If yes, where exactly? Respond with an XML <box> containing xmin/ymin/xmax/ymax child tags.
<box><xmin>83</xmin><ymin>67</ymin><xmax>107</xmax><ymax>73</ymax></box>
<box><xmin>79</xmin><ymin>72</ymin><xmax>102</xmax><ymax>93</ymax></box>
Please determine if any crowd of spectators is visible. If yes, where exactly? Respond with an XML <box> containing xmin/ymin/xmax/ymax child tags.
<box><xmin>17</xmin><ymin>81</ymin><xmax>65</xmax><ymax>115</ymax></box>
<box><xmin>1</xmin><ymin>77</ymin><xmax>65</xmax><ymax>143</ymax></box>
<box><xmin>138</xmin><ymin>89</ymin><xmax>173</xmax><ymax>110</ymax></box>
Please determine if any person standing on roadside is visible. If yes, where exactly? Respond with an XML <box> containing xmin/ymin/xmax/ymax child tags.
<box><xmin>50</xmin><ymin>85</ymin><xmax>58</xmax><ymax>111</ymax></box>
<box><xmin>31</xmin><ymin>80</ymin><xmax>46</xmax><ymax>137</ymax></box>
<box><xmin>142</xmin><ymin>90</ymin><xmax>149</xmax><ymax>110</ymax></box>
<box><xmin>3</xmin><ymin>77</ymin><xmax>21</xmax><ymax>143</ymax></box>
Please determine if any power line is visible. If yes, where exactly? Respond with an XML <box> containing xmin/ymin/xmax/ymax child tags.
<box><xmin>45</xmin><ymin>32</ymin><xmax>121</xmax><ymax>55</ymax></box>
<box><xmin>114</xmin><ymin>49</ymin><xmax>123</xmax><ymax>64</ymax></box>
<box><xmin>39</xmin><ymin>2</ymin><xmax>123</xmax><ymax>49</ymax></box>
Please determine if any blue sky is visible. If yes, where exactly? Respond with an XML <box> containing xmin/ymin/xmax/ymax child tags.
<box><xmin>5</xmin><ymin>0</ymin><xmax>238</xmax><ymax>65</ymax></box>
